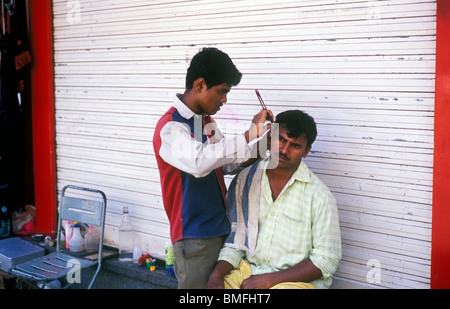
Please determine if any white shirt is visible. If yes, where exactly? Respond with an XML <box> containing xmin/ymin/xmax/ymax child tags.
<box><xmin>158</xmin><ymin>95</ymin><xmax>252</xmax><ymax>178</ymax></box>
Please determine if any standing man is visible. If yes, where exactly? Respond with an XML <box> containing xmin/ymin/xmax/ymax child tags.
<box><xmin>153</xmin><ymin>47</ymin><xmax>272</xmax><ymax>288</ymax></box>
<box><xmin>207</xmin><ymin>110</ymin><xmax>342</xmax><ymax>289</ymax></box>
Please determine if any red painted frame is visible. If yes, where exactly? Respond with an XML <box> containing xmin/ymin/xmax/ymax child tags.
<box><xmin>430</xmin><ymin>0</ymin><xmax>450</xmax><ymax>289</ymax></box>
<box><xmin>28</xmin><ymin>0</ymin><xmax>57</xmax><ymax>236</ymax></box>
<box><xmin>25</xmin><ymin>0</ymin><xmax>449</xmax><ymax>287</ymax></box>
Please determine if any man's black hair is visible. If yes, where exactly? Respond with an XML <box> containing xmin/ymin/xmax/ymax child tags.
<box><xmin>275</xmin><ymin>110</ymin><xmax>317</xmax><ymax>148</ymax></box>
<box><xmin>186</xmin><ymin>47</ymin><xmax>242</xmax><ymax>90</ymax></box>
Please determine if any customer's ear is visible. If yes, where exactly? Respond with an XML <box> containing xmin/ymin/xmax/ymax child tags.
<box><xmin>302</xmin><ymin>145</ymin><xmax>312</xmax><ymax>158</ymax></box>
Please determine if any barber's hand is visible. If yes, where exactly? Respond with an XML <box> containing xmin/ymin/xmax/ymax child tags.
<box><xmin>245</xmin><ymin>109</ymin><xmax>274</xmax><ymax>143</ymax></box>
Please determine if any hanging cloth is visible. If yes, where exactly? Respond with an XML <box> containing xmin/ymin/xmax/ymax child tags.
<box><xmin>0</xmin><ymin>0</ymin><xmax>32</xmax><ymax>238</ymax></box>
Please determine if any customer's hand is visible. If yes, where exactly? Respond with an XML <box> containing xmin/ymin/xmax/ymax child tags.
<box><xmin>241</xmin><ymin>273</ymin><xmax>275</xmax><ymax>289</ymax></box>
<box><xmin>206</xmin><ymin>272</ymin><xmax>225</xmax><ymax>289</ymax></box>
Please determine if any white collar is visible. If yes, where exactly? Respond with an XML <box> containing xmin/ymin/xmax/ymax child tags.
<box><xmin>173</xmin><ymin>94</ymin><xmax>201</xmax><ymax>120</ymax></box>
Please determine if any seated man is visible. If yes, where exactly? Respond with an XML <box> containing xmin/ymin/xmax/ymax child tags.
<box><xmin>207</xmin><ymin>110</ymin><xmax>342</xmax><ymax>289</ymax></box>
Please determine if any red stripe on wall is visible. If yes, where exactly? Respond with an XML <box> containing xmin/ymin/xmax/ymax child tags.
<box><xmin>28</xmin><ymin>0</ymin><xmax>57</xmax><ymax>236</ymax></box>
<box><xmin>431</xmin><ymin>0</ymin><xmax>450</xmax><ymax>289</ymax></box>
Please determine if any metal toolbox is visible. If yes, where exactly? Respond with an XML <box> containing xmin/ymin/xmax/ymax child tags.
<box><xmin>0</xmin><ymin>237</ymin><xmax>45</xmax><ymax>273</ymax></box>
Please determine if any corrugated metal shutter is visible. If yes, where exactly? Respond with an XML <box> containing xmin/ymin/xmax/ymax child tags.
<box><xmin>52</xmin><ymin>0</ymin><xmax>436</xmax><ymax>288</ymax></box>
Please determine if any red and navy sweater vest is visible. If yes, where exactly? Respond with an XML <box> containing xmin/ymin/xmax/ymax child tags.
<box><xmin>153</xmin><ymin>107</ymin><xmax>230</xmax><ymax>243</ymax></box>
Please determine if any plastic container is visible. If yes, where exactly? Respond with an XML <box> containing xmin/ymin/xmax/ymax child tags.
<box><xmin>69</xmin><ymin>222</ymin><xmax>85</xmax><ymax>252</ymax></box>
<box><xmin>85</xmin><ymin>225</ymin><xmax>100</xmax><ymax>253</ymax></box>
<box><xmin>119</xmin><ymin>206</ymin><xmax>134</xmax><ymax>262</ymax></box>
<box><xmin>149</xmin><ymin>258</ymin><xmax>156</xmax><ymax>271</ymax></box>
<box><xmin>132</xmin><ymin>245</ymin><xmax>142</xmax><ymax>264</ymax></box>
<box><xmin>165</xmin><ymin>241</ymin><xmax>174</xmax><ymax>275</ymax></box>
<box><xmin>64</xmin><ymin>220</ymin><xmax>73</xmax><ymax>250</ymax></box>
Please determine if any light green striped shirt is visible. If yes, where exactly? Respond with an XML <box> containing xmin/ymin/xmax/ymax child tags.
<box><xmin>219</xmin><ymin>159</ymin><xmax>342</xmax><ymax>289</ymax></box>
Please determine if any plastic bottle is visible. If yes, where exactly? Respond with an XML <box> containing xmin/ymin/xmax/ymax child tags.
<box><xmin>132</xmin><ymin>245</ymin><xmax>142</xmax><ymax>264</ymax></box>
<box><xmin>119</xmin><ymin>206</ymin><xmax>134</xmax><ymax>262</ymax></box>
<box><xmin>69</xmin><ymin>221</ymin><xmax>85</xmax><ymax>252</ymax></box>
<box><xmin>85</xmin><ymin>225</ymin><xmax>100</xmax><ymax>253</ymax></box>
<box><xmin>165</xmin><ymin>240</ymin><xmax>174</xmax><ymax>275</ymax></box>
<box><xmin>65</xmin><ymin>220</ymin><xmax>73</xmax><ymax>250</ymax></box>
